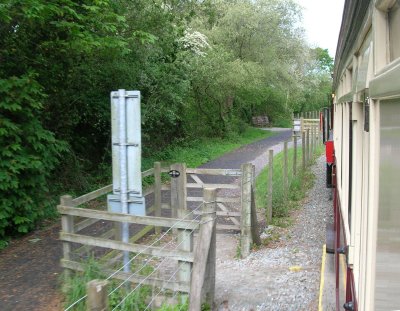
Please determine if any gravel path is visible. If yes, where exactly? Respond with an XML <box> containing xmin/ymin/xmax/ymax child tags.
<box><xmin>214</xmin><ymin>156</ymin><xmax>331</xmax><ymax>311</ymax></box>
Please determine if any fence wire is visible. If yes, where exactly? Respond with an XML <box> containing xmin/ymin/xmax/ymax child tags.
<box><xmin>64</xmin><ymin>202</ymin><xmax>205</xmax><ymax>311</ymax></box>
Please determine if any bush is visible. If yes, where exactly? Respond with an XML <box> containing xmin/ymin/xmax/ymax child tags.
<box><xmin>0</xmin><ymin>74</ymin><xmax>65</xmax><ymax>248</ymax></box>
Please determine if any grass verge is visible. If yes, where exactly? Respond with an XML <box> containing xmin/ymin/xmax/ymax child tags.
<box><xmin>142</xmin><ymin>127</ymin><xmax>275</xmax><ymax>170</ymax></box>
<box><xmin>255</xmin><ymin>142</ymin><xmax>324</xmax><ymax>227</ymax></box>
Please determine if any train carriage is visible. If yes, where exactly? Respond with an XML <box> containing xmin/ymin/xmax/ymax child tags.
<box><xmin>331</xmin><ymin>0</ymin><xmax>400</xmax><ymax>310</ymax></box>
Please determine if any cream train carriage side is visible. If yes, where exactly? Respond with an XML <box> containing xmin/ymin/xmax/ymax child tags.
<box><xmin>332</xmin><ymin>0</ymin><xmax>400</xmax><ymax>310</ymax></box>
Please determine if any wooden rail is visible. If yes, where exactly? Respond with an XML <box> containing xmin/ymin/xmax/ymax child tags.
<box><xmin>60</xmin><ymin>161</ymin><xmax>263</xmax><ymax>309</ymax></box>
<box><xmin>58</xmin><ymin>205</ymin><xmax>199</xmax><ymax>230</ymax></box>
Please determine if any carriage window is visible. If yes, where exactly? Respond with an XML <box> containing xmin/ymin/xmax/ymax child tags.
<box><xmin>375</xmin><ymin>99</ymin><xmax>400</xmax><ymax>310</ymax></box>
<box><xmin>389</xmin><ymin>1</ymin><xmax>400</xmax><ymax>61</ymax></box>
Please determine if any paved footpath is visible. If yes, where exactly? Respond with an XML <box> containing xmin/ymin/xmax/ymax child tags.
<box><xmin>0</xmin><ymin>128</ymin><xmax>292</xmax><ymax>311</ymax></box>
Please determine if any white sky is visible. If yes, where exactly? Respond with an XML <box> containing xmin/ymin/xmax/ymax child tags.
<box><xmin>296</xmin><ymin>0</ymin><xmax>345</xmax><ymax>58</ymax></box>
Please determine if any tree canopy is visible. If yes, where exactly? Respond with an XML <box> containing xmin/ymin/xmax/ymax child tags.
<box><xmin>0</xmin><ymin>0</ymin><xmax>333</xmax><ymax>246</ymax></box>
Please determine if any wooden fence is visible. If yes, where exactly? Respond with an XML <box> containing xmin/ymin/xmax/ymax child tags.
<box><xmin>59</xmin><ymin>162</ymin><xmax>260</xmax><ymax>309</ymax></box>
<box><xmin>60</xmin><ymin>188</ymin><xmax>218</xmax><ymax>310</ymax></box>
<box><xmin>60</xmin><ymin>112</ymin><xmax>324</xmax><ymax>309</ymax></box>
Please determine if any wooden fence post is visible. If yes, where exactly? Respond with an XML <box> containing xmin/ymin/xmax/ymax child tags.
<box><xmin>154</xmin><ymin>162</ymin><xmax>162</xmax><ymax>235</ymax></box>
<box><xmin>293</xmin><ymin>135</ymin><xmax>298</xmax><ymax>176</ymax></box>
<box><xmin>203</xmin><ymin>189</ymin><xmax>216</xmax><ymax>308</ymax></box>
<box><xmin>240</xmin><ymin>163</ymin><xmax>253</xmax><ymax>258</ymax></box>
<box><xmin>306</xmin><ymin>129</ymin><xmax>310</xmax><ymax>166</ymax></box>
<box><xmin>173</xmin><ymin>164</ymin><xmax>191</xmax><ymax>296</ymax></box>
<box><xmin>60</xmin><ymin>195</ymin><xmax>74</xmax><ymax>279</ymax></box>
<box><xmin>86</xmin><ymin>279</ymin><xmax>109</xmax><ymax>311</ymax></box>
<box><xmin>189</xmin><ymin>188</ymin><xmax>216</xmax><ymax>311</ymax></box>
<box><xmin>250</xmin><ymin>186</ymin><xmax>261</xmax><ymax>247</ymax></box>
<box><xmin>170</xmin><ymin>163</ymin><xmax>187</xmax><ymax>219</ymax></box>
<box><xmin>302</xmin><ymin>131</ymin><xmax>306</xmax><ymax>171</ymax></box>
<box><xmin>283</xmin><ymin>141</ymin><xmax>288</xmax><ymax>198</ymax></box>
<box><xmin>267</xmin><ymin>150</ymin><xmax>273</xmax><ymax>224</ymax></box>
<box><xmin>311</xmin><ymin>126</ymin><xmax>314</xmax><ymax>158</ymax></box>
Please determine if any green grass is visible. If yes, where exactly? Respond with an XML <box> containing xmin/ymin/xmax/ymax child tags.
<box><xmin>255</xmin><ymin>140</ymin><xmax>324</xmax><ymax>226</ymax></box>
<box><xmin>142</xmin><ymin>127</ymin><xmax>275</xmax><ymax>170</ymax></box>
<box><xmin>139</xmin><ymin>127</ymin><xmax>275</xmax><ymax>187</ymax></box>
<box><xmin>142</xmin><ymin>127</ymin><xmax>276</xmax><ymax>170</ymax></box>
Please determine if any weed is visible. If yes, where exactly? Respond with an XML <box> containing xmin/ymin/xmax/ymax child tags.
<box><xmin>255</xmin><ymin>139</ymin><xmax>324</xmax><ymax>230</ymax></box>
<box><xmin>235</xmin><ymin>244</ymin><xmax>242</xmax><ymax>259</ymax></box>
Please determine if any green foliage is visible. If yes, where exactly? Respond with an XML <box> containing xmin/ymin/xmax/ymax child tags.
<box><xmin>0</xmin><ymin>73</ymin><xmax>66</xmax><ymax>243</ymax></box>
<box><xmin>0</xmin><ymin>0</ymin><xmax>333</xmax><ymax>245</ymax></box>
<box><xmin>63</xmin><ymin>257</ymin><xmax>152</xmax><ymax>311</ymax></box>
<box><xmin>157</xmin><ymin>300</ymin><xmax>189</xmax><ymax>311</ymax></box>
<box><xmin>255</xmin><ymin>141</ymin><xmax>323</xmax><ymax>224</ymax></box>
<box><xmin>142</xmin><ymin>127</ymin><xmax>275</xmax><ymax>170</ymax></box>
<box><xmin>313</xmin><ymin>47</ymin><xmax>334</xmax><ymax>73</ymax></box>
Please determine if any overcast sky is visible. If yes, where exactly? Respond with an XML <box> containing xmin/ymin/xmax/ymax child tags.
<box><xmin>296</xmin><ymin>0</ymin><xmax>345</xmax><ymax>58</ymax></box>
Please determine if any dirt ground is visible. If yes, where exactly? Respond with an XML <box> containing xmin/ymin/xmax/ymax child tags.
<box><xmin>0</xmin><ymin>222</ymin><xmax>63</xmax><ymax>311</ymax></box>
<box><xmin>0</xmin><ymin>129</ymin><xmax>292</xmax><ymax>311</ymax></box>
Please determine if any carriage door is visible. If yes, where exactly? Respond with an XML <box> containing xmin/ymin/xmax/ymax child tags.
<box><xmin>374</xmin><ymin>99</ymin><xmax>400</xmax><ymax>310</ymax></box>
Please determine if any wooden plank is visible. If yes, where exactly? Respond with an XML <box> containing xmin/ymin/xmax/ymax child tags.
<box><xmin>186</xmin><ymin>168</ymin><xmax>242</xmax><ymax>176</ymax></box>
<box><xmin>161</xmin><ymin>185</ymin><xmax>170</xmax><ymax>191</ymax></box>
<box><xmin>154</xmin><ymin>162</ymin><xmax>162</xmax><ymax>235</ymax></box>
<box><xmin>189</xmin><ymin>189</ymin><xmax>216</xmax><ymax>310</ymax></box>
<box><xmin>71</xmin><ymin>185</ymin><xmax>112</xmax><ymax>206</ymax></box>
<box><xmin>143</xmin><ymin>185</ymin><xmax>155</xmax><ymax>196</ymax></box>
<box><xmin>60</xmin><ymin>195</ymin><xmax>74</xmax><ymax>278</ymax></box>
<box><xmin>74</xmin><ymin>228</ymin><xmax>115</xmax><ymax>256</ymax></box>
<box><xmin>171</xmin><ymin>163</ymin><xmax>187</xmax><ymax>220</ymax></box>
<box><xmin>216</xmin><ymin>224</ymin><xmax>241</xmax><ymax>231</ymax></box>
<box><xmin>99</xmin><ymin>225</ymin><xmax>154</xmax><ymax>264</ymax></box>
<box><xmin>87</xmin><ymin>280</ymin><xmax>109</xmax><ymax>311</ymax></box>
<box><xmin>161</xmin><ymin>167</ymin><xmax>170</xmax><ymax>173</ymax></box>
<box><xmin>186</xmin><ymin>183</ymin><xmax>239</xmax><ymax>189</ymax></box>
<box><xmin>60</xmin><ymin>232</ymin><xmax>195</xmax><ymax>262</ymax></box>
<box><xmin>146</xmin><ymin>204</ymin><xmax>171</xmax><ymax>215</ymax></box>
<box><xmin>283</xmin><ymin>141</ymin><xmax>288</xmax><ymax>198</ymax></box>
<box><xmin>217</xmin><ymin>203</ymin><xmax>240</xmax><ymax>226</ymax></box>
<box><xmin>141</xmin><ymin>168</ymin><xmax>154</xmax><ymax>178</ymax></box>
<box><xmin>61</xmin><ymin>260</ymin><xmax>190</xmax><ymax>293</ymax></box>
<box><xmin>306</xmin><ymin>129</ymin><xmax>310</xmax><ymax>165</ymax></box>
<box><xmin>293</xmin><ymin>136</ymin><xmax>298</xmax><ymax>176</ymax></box>
<box><xmin>267</xmin><ymin>150</ymin><xmax>273</xmax><ymax>223</ymax></box>
<box><xmin>74</xmin><ymin>218</ymin><xmax>99</xmax><ymax>233</ymax></box>
<box><xmin>161</xmin><ymin>203</ymin><xmax>171</xmax><ymax>210</ymax></box>
<box><xmin>250</xmin><ymin>188</ymin><xmax>261</xmax><ymax>246</ymax></box>
<box><xmin>193</xmin><ymin>211</ymin><xmax>241</xmax><ymax>217</ymax></box>
<box><xmin>240</xmin><ymin>163</ymin><xmax>252</xmax><ymax>258</ymax></box>
<box><xmin>58</xmin><ymin>206</ymin><xmax>199</xmax><ymax>230</ymax></box>
<box><xmin>302</xmin><ymin>131</ymin><xmax>306</xmax><ymax>171</ymax></box>
<box><xmin>190</xmin><ymin>174</ymin><xmax>203</xmax><ymax>185</ymax></box>
<box><xmin>187</xmin><ymin>196</ymin><xmax>240</xmax><ymax>203</ymax></box>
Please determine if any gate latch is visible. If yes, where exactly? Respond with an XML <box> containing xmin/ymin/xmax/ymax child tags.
<box><xmin>168</xmin><ymin>170</ymin><xmax>180</xmax><ymax>178</ymax></box>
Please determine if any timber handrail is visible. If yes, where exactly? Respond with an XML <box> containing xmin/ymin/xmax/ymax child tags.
<box><xmin>60</xmin><ymin>232</ymin><xmax>195</xmax><ymax>262</ymax></box>
<box><xmin>58</xmin><ymin>205</ymin><xmax>199</xmax><ymax>230</ymax></box>
<box><xmin>69</xmin><ymin>167</ymin><xmax>160</xmax><ymax>207</ymax></box>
